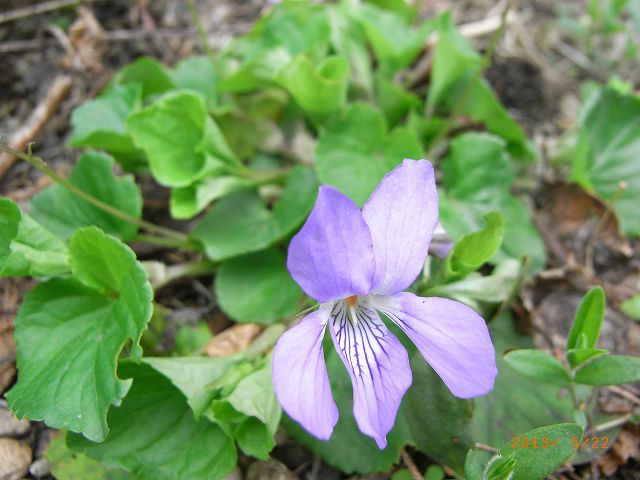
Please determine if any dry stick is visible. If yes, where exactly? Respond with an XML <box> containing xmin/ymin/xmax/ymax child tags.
<box><xmin>584</xmin><ymin>182</ymin><xmax>626</xmax><ymax>274</ymax></box>
<box><xmin>475</xmin><ymin>442</ymin><xmax>500</xmax><ymax>453</ymax></box>
<box><xmin>185</xmin><ymin>0</ymin><xmax>217</xmax><ymax>70</ymax></box>
<box><xmin>607</xmin><ymin>385</ymin><xmax>640</xmax><ymax>407</ymax></box>
<box><xmin>0</xmin><ymin>0</ymin><xmax>81</xmax><ymax>24</ymax></box>
<box><xmin>400</xmin><ymin>448</ymin><xmax>423</xmax><ymax>480</ymax></box>
<box><xmin>0</xmin><ymin>75</ymin><xmax>73</xmax><ymax>179</ymax></box>
<box><xmin>0</xmin><ymin>144</ymin><xmax>190</xmax><ymax>244</ymax></box>
<box><xmin>588</xmin><ymin>413</ymin><xmax>633</xmax><ymax>435</ymax></box>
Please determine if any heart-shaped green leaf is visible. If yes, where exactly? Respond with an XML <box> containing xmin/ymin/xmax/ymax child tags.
<box><xmin>67</xmin><ymin>362</ymin><xmax>237</xmax><ymax>480</ymax></box>
<box><xmin>7</xmin><ymin>227</ymin><xmax>153</xmax><ymax>441</ymax></box>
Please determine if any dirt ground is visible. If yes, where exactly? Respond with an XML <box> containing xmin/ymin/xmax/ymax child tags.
<box><xmin>0</xmin><ymin>0</ymin><xmax>639</xmax><ymax>479</ymax></box>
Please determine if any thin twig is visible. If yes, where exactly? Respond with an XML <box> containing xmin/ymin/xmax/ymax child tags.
<box><xmin>400</xmin><ymin>447</ymin><xmax>423</xmax><ymax>480</ymax></box>
<box><xmin>0</xmin><ymin>0</ymin><xmax>81</xmax><ymax>24</ymax></box>
<box><xmin>475</xmin><ymin>442</ymin><xmax>500</xmax><ymax>453</ymax></box>
<box><xmin>0</xmin><ymin>144</ymin><xmax>190</xmax><ymax>244</ymax></box>
<box><xmin>587</xmin><ymin>413</ymin><xmax>632</xmax><ymax>435</ymax></box>
<box><xmin>584</xmin><ymin>182</ymin><xmax>625</xmax><ymax>275</ymax></box>
<box><xmin>426</xmin><ymin>11</ymin><xmax>516</xmax><ymax>47</ymax></box>
<box><xmin>0</xmin><ymin>75</ymin><xmax>72</xmax><ymax>179</ymax></box>
<box><xmin>185</xmin><ymin>0</ymin><xmax>217</xmax><ymax>69</ymax></box>
<box><xmin>606</xmin><ymin>386</ymin><xmax>640</xmax><ymax>407</ymax></box>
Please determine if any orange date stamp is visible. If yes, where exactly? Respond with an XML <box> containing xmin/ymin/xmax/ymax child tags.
<box><xmin>511</xmin><ymin>436</ymin><xmax>608</xmax><ymax>449</ymax></box>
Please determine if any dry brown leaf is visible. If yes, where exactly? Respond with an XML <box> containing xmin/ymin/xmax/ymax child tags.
<box><xmin>205</xmin><ymin>323</ymin><xmax>263</xmax><ymax>357</ymax></box>
<box><xmin>0</xmin><ymin>280</ymin><xmax>18</xmax><ymax>394</ymax></box>
<box><xmin>64</xmin><ymin>7</ymin><xmax>107</xmax><ymax>73</ymax></box>
<box><xmin>597</xmin><ymin>426</ymin><xmax>640</xmax><ymax>476</ymax></box>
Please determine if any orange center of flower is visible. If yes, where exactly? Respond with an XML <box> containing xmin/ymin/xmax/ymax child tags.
<box><xmin>345</xmin><ymin>295</ymin><xmax>358</xmax><ymax>307</ymax></box>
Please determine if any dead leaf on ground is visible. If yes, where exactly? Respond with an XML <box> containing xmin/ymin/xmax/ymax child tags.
<box><xmin>205</xmin><ymin>323</ymin><xmax>263</xmax><ymax>357</ymax></box>
<box><xmin>0</xmin><ymin>280</ymin><xmax>18</xmax><ymax>394</ymax></box>
<box><xmin>597</xmin><ymin>426</ymin><xmax>640</xmax><ymax>476</ymax></box>
<box><xmin>62</xmin><ymin>7</ymin><xmax>107</xmax><ymax>73</ymax></box>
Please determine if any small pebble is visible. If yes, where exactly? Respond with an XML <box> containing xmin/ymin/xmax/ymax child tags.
<box><xmin>0</xmin><ymin>438</ymin><xmax>32</xmax><ymax>480</ymax></box>
<box><xmin>0</xmin><ymin>409</ymin><xmax>30</xmax><ymax>437</ymax></box>
<box><xmin>29</xmin><ymin>458</ymin><xmax>51</xmax><ymax>478</ymax></box>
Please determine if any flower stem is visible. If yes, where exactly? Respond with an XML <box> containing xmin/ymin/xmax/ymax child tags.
<box><xmin>0</xmin><ymin>143</ymin><xmax>189</xmax><ymax>244</ymax></box>
<box><xmin>152</xmin><ymin>259</ymin><xmax>216</xmax><ymax>290</ymax></box>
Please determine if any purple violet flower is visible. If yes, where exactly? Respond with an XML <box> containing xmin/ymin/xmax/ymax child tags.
<box><xmin>272</xmin><ymin>159</ymin><xmax>497</xmax><ymax>449</ymax></box>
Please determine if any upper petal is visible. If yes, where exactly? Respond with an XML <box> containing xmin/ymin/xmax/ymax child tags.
<box><xmin>362</xmin><ymin>159</ymin><xmax>438</xmax><ymax>295</ymax></box>
<box><xmin>287</xmin><ymin>185</ymin><xmax>375</xmax><ymax>303</ymax></box>
<box><xmin>272</xmin><ymin>305</ymin><xmax>339</xmax><ymax>440</ymax></box>
<box><xmin>371</xmin><ymin>292</ymin><xmax>497</xmax><ymax>398</ymax></box>
<box><xmin>328</xmin><ymin>299</ymin><xmax>412</xmax><ymax>449</ymax></box>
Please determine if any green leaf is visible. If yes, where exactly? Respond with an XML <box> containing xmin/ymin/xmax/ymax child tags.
<box><xmin>29</xmin><ymin>152</ymin><xmax>142</xmax><ymax>240</ymax></box>
<box><xmin>574</xmin><ymin>354</ymin><xmax>640</xmax><ymax>385</ymax></box>
<box><xmin>464</xmin><ymin>449</ymin><xmax>491</xmax><ymax>480</ymax></box>
<box><xmin>192</xmin><ymin>166</ymin><xmax>317</xmax><ymax>260</ymax></box>
<box><xmin>127</xmin><ymin>91</ymin><xmax>237</xmax><ymax>188</ymax></box>
<box><xmin>472</xmin><ymin>313</ymin><xmax>574</xmax><ymax>448</ymax></box>
<box><xmin>0</xmin><ymin>197</ymin><xmax>68</xmax><ymax>277</ymax></box>
<box><xmin>424</xmin><ymin>465</ymin><xmax>445</xmax><ymax>480</ymax></box>
<box><xmin>566</xmin><ymin>286</ymin><xmax>605</xmax><ymax>358</ymax></box>
<box><xmin>315</xmin><ymin>103</ymin><xmax>422</xmax><ymax>205</ymax></box>
<box><xmin>427</xmin><ymin>14</ymin><xmax>530</xmax><ymax>158</ymax></box>
<box><xmin>375</xmin><ymin>73</ymin><xmax>421</xmax><ymax>126</ymax></box>
<box><xmin>446</xmin><ymin>211</ymin><xmax>504</xmax><ymax>277</ymax></box>
<box><xmin>170</xmin><ymin>56</ymin><xmax>218</xmax><ymax>107</ymax></box>
<box><xmin>439</xmin><ymin>133</ymin><xmax>546</xmax><ymax>273</ymax></box>
<box><xmin>566</xmin><ymin>347</ymin><xmax>609</xmax><ymax>367</ymax></box>
<box><xmin>147</xmin><ymin>356</ymin><xmax>280</xmax><ymax>460</ymax></box>
<box><xmin>488</xmin><ymin>423</ymin><xmax>583</xmax><ymax>480</ymax></box>
<box><xmin>69</xmin><ymin>84</ymin><xmax>143</xmax><ymax>167</ymax></box>
<box><xmin>1</xmin><ymin>214</ymin><xmax>69</xmax><ymax>277</ymax></box>
<box><xmin>283</xmin><ymin>346</ymin><xmax>412</xmax><ymax>474</ymax></box>
<box><xmin>113</xmin><ymin>57</ymin><xmax>175</xmax><ymax>99</ymax></box>
<box><xmin>219</xmin><ymin>48</ymin><xmax>292</xmax><ymax>93</ymax></box>
<box><xmin>144</xmin><ymin>356</ymin><xmax>241</xmax><ymax>417</ymax></box>
<box><xmin>328</xmin><ymin>4</ymin><xmax>373</xmax><ymax>95</ymax></box>
<box><xmin>232</xmin><ymin>416</ymin><xmax>275</xmax><ymax>460</ymax></box>
<box><xmin>46</xmin><ymin>431</ymin><xmax>136</xmax><ymax>480</ymax></box>
<box><xmin>219</xmin><ymin>2</ymin><xmax>331</xmax><ymax>92</ymax></box>
<box><xmin>222</xmin><ymin>363</ymin><xmax>281</xmax><ymax>434</ymax></box>
<box><xmin>391</xmin><ymin>470</ymin><xmax>413</xmax><ymax>480</ymax></box>
<box><xmin>356</xmin><ymin>4</ymin><xmax>434</xmax><ymax>73</ymax></box>
<box><xmin>0</xmin><ymin>197</ymin><xmax>21</xmax><ymax>264</ymax></box>
<box><xmin>170</xmin><ymin>176</ymin><xmax>252</xmax><ymax>220</ymax></box>
<box><xmin>175</xmin><ymin>323</ymin><xmax>213</xmax><ymax>356</ymax></box>
<box><xmin>483</xmin><ymin>454</ymin><xmax>516</xmax><ymax>480</ymax></box>
<box><xmin>248</xmin><ymin>1</ymin><xmax>331</xmax><ymax>58</ymax></box>
<box><xmin>403</xmin><ymin>349</ymin><xmax>474</xmax><ymax>471</ymax></box>
<box><xmin>277</xmin><ymin>54</ymin><xmax>348</xmax><ymax>120</ymax></box>
<box><xmin>427</xmin><ymin>258</ymin><xmax>521</xmax><ymax>308</ymax></box>
<box><xmin>620</xmin><ymin>295</ymin><xmax>640</xmax><ymax>320</ymax></box>
<box><xmin>216</xmin><ymin>248</ymin><xmax>301</xmax><ymax>324</ymax></box>
<box><xmin>503</xmin><ymin>349</ymin><xmax>570</xmax><ymax>386</ymax></box>
<box><xmin>7</xmin><ymin>227</ymin><xmax>153</xmax><ymax>441</ymax></box>
<box><xmin>67</xmin><ymin>362</ymin><xmax>237</xmax><ymax>480</ymax></box>
<box><xmin>571</xmin><ymin>87</ymin><xmax>640</xmax><ymax>236</ymax></box>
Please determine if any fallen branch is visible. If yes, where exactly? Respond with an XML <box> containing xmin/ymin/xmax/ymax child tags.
<box><xmin>0</xmin><ymin>0</ymin><xmax>81</xmax><ymax>25</ymax></box>
<box><xmin>0</xmin><ymin>75</ymin><xmax>72</xmax><ymax>179</ymax></box>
